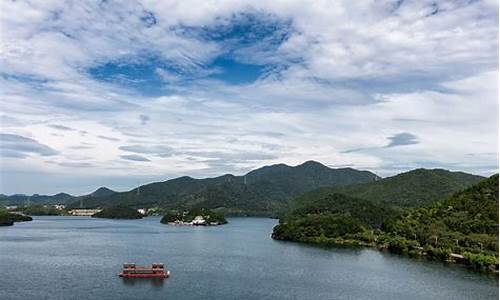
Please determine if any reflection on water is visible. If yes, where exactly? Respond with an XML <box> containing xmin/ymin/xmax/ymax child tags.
<box><xmin>121</xmin><ymin>277</ymin><xmax>166</xmax><ymax>288</ymax></box>
<box><xmin>0</xmin><ymin>216</ymin><xmax>497</xmax><ymax>300</ymax></box>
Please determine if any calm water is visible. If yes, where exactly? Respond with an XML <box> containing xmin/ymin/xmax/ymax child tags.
<box><xmin>0</xmin><ymin>217</ymin><xmax>497</xmax><ymax>300</ymax></box>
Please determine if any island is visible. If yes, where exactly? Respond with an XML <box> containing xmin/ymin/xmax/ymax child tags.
<box><xmin>0</xmin><ymin>210</ymin><xmax>33</xmax><ymax>226</ymax></box>
<box><xmin>160</xmin><ymin>208</ymin><xmax>227</xmax><ymax>226</ymax></box>
<box><xmin>91</xmin><ymin>205</ymin><xmax>143</xmax><ymax>219</ymax></box>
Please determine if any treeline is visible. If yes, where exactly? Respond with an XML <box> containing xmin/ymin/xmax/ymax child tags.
<box><xmin>0</xmin><ymin>210</ymin><xmax>32</xmax><ymax>226</ymax></box>
<box><xmin>92</xmin><ymin>205</ymin><xmax>143</xmax><ymax>219</ymax></box>
<box><xmin>273</xmin><ymin>174</ymin><xmax>499</xmax><ymax>271</ymax></box>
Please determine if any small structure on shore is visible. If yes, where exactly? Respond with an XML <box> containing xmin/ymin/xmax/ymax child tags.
<box><xmin>68</xmin><ymin>209</ymin><xmax>102</xmax><ymax>216</ymax></box>
<box><xmin>160</xmin><ymin>208</ymin><xmax>227</xmax><ymax>226</ymax></box>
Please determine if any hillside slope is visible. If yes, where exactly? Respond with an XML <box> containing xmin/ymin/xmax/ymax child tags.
<box><xmin>273</xmin><ymin>174</ymin><xmax>498</xmax><ymax>271</ymax></box>
<box><xmin>303</xmin><ymin>169</ymin><xmax>484</xmax><ymax>208</ymax></box>
<box><xmin>67</xmin><ymin>161</ymin><xmax>379</xmax><ymax>215</ymax></box>
<box><xmin>381</xmin><ymin>174</ymin><xmax>498</xmax><ymax>266</ymax></box>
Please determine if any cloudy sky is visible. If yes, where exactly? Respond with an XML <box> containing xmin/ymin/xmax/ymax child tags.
<box><xmin>1</xmin><ymin>0</ymin><xmax>498</xmax><ymax>195</ymax></box>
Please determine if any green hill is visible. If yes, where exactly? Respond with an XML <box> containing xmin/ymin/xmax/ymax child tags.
<box><xmin>91</xmin><ymin>205</ymin><xmax>143</xmax><ymax>219</ymax></box>
<box><xmin>304</xmin><ymin>169</ymin><xmax>484</xmax><ymax>208</ymax></box>
<box><xmin>0</xmin><ymin>192</ymin><xmax>74</xmax><ymax>206</ymax></box>
<box><xmin>380</xmin><ymin>174</ymin><xmax>498</xmax><ymax>270</ymax></box>
<box><xmin>273</xmin><ymin>174</ymin><xmax>498</xmax><ymax>271</ymax></box>
<box><xmin>272</xmin><ymin>193</ymin><xmax>398</xmax><ymax>244</ymax></box>
<box><xmin>0</xmin><ymin>187</ymin><xmax>117</xmax><ymax>207</ymax></box>
<box><xmin>67</xmin><ymin>161</ymin><xmax>379</xmax><ymax>215</ymax></box>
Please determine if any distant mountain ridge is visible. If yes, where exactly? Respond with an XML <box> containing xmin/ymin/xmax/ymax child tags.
<box><xmin>0</xmin><ymin>192</ymin><xmax>75</xmax><ymax>206</ymax></box>
<box><xmin>0</xmin><ymin>187</ymin><xmax>117</xmax><ymax>207</ymax></box>
<box><xmin>66</xmin><ymin>161</ymin><xmax>379</xmax><ymax>215</ymax></box>
<box><xmin>1</xmin><ymin>163</ymin><xmax>486</xmax><ymax>217</ymax></box>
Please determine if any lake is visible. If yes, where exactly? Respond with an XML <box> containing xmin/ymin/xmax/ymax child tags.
<box><xmin>0</xmin><ymin>217</ymin><xmax>497</xmax><ymax>300</ymax></box>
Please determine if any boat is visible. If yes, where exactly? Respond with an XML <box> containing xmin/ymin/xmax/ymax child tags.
<box><xmin>118</xmin><ymin>263</ymin><xmax>170</xmax><ymax>278</ymax></box>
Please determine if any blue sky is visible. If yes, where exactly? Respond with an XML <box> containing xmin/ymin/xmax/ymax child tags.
<box><xmin>0</xmin><ymin>0</ymin><xmax>498</xmax><ymax>195</ymax></box>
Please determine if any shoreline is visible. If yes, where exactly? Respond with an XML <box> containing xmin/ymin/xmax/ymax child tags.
<box><xmin>272</xmin><ymin>235</ymin><xmax>499</xmax><ymax>274</ymax></box>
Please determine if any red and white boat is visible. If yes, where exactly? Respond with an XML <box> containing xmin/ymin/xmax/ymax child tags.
<box><xmin>118</xmin><ymin>263</ymin><xmax>170</xmax><ymax>278</ymax></box>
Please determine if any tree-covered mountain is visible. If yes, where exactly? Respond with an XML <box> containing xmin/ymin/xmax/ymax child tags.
<box><xmin>0</xmin><ymin>192</ymin><xmax>75</xmax><ymax>206</ymax></box>
<box><xmin>300</xmin><ymin>169</ymin><xmax>484</xmax><ymax>209</ymax></box>
<box><xmin>272</xmin><ymin>193</ymin><xmax>398</xmax><ymax>243</ymax></box>
<box><xmin>88</xmin><ymin>187</ymin><xmax>116</xmax><ymax>198</ymax></box>
<box><xmin>67</xmin><ymin>161</ymin><xmax>379</xmax><ymax>215</ymax></box>
<box><xmin>380</xmin><ymin>174</ymin><xmax>498</xmax><ymax>269</ymax></box>
<box><xmin>273</xmin><ymin>174</ymin><xmax>498</xmax><ymax>271</ymax></box>
<box><xmin>0</xmin><ymin>187</ymin><xmax>118</xmax><ymax>207</ymax></box>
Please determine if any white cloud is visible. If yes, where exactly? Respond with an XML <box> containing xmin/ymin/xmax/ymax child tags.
<box><xmin>0</xmin><ymin>0</ymin><xmax>497</xmax><ymax>194</ymax></box>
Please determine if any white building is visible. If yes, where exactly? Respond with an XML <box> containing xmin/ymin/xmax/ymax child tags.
<box><xmin>68</xmin><ymin>209</ymin><xmax>102</xmax><ymax>216</ymax></box>
<box><xmin>54</xmin><ymin>204</ymin><xmax>66</xmax><ymax>210</ymax></box>
<box><xmin>192</xmin><ymin>216</ymin><xmax>206</xmax><ymax>225</ymax></box>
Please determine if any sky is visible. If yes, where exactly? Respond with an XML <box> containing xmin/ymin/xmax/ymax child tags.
<box><xmin>0</xmin><ymin>0</ymin><xmax>498</xmax><ymax>195</ymax></box>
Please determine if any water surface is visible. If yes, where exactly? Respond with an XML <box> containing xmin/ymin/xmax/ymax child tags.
<box><xmin>0</xmin><ymin>217</ymin><xmax>497</xmax><ymax>299</ymax></box>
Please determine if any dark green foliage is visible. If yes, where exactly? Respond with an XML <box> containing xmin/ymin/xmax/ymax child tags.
<box><xmin>273</xmin><ymin>213</ymin><xmax>366</xmax><ymax>242</ymax></box>
<box><xmin>380</xmin><ymin>174</ymin><xmax>498</xmax><ymax>269</ymax></box>
<box><xmin>272</xmin><ymin>193</ymin><xmax>398</xmax><ymax>242</ymax></box>
<box><xmin>92</xmin><ymin>205</ymin><xmax>143</xmax><ymax>219</ymax></box>
<box><xmin>0</xmin><ymin>210</ymin><xmax>32</xmax><ymax>226</ymax></box>
<box><xmin>160</xmin><ymin>208</ymin><xmax>227</xmax><ymax>225</ymax></box>
<box><xmin>322</xmin><ymin>168</ymin><xmax>484</xmax><ymax>208</ymax></box>
<box><xmin>273</xmin><ymin>174</ymin><xmax>498</xmax><ymax>272</ymax></box>
<box><xmin>21</xmin><ymin>206</ymin><xmax>63</xmax><ymax>216</ymax></box>
<box><xmin>67</xmin><ymin>161</ymin><xmax>378</xmax><ymax>215</ymax></box>
<box><xmin>289</xmin><ymin>193</ymin><xmax>399</xmax><ymax>228</ymax></box>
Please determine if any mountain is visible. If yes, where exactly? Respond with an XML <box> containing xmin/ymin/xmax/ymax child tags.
<box><xmin>0</xmin><ymin>192</ymin><xmax>75</xmax><ymax>206</ymax></box>
<box><xmin>273</xmin><ymin>174</ymin><xmax>498</xmax><ymax>271</ymax></box>
<box><xmin>272</xmin><ymin>192</ymin><xmax>398</xmax><ymax>244</ymax></box>
<box><xmin>301</xmin><ymin>168</ymin><xmax>484</xmax><ymax>209</ymax></box>
<box><xmin>89</xmin><ymin>187</ymin><xmax>116</xmax><ymax>197</ymax></box>
<box><xmin>0</xmin><ymin>187</ymin><xmax>116</xmax><ymax>207</ymax></box>
<box><xmin>381</xmin><ymin>174</ymin><xmax>498</xmax><ymax>270</ymax></box>
<box><xmin>67</xmin><ymin>161</ymin><xmax>379</xmax><ymax>215</ymax></box>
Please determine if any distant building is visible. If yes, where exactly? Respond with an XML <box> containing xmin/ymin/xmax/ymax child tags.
<box><xmin>54</xmin><ymin>204</ymin><xmax>66</xmax><ymax>210</ymax></box>
<box><xmin>192</xmin><ymin>216</ymin><xmax>206</xmax><ymax>225</ymax></box>
<box><xmin>68</xmin><ymin>209</ymin><xmax>102</xmax><ymax>216</ymax></box>
<box><xmin>4</xmin><ymin>205</ymin><xmax>18</xmax><ymax>211</ymax></box>
<box><xmin>137</xmin><ymin>208</ymin><xmax>147</xmax><ymax>215</ymax></box>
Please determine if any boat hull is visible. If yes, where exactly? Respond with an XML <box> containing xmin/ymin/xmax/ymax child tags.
<box><xmin>119</xmin><ymin>271</ymin><xmax>170</xmax><ymax>278</ymax></box>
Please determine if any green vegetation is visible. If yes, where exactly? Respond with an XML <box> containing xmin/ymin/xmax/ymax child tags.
<box><xmin>380</xmin><ymin>174</ymin><xmax>498</xmax><ymax>271</ymax></box>
<box><xmin>160</xmin><ymin>208</ymin><xmax>227</xmax><ymax>225</ymax></box>
<box><xmin>313</xmin><ymin>169</ymin><xmax>484</xmax><ymax>208</ymax></box>
<box><xmin>273</xmin><ymin>174</ymin><xmax>499</xmax><ymax>272</ymax></box>
<box><xmin>92</xmin><ymin>205</ymin><xmax>143</xmax><ymax>219</ymax></box>
<box><xmin>0</xmin><ymin>193</ymin><xmax>74</xmax><ymax>207</ymax></box>
<box><xmin>21</xmin><ymin>206</ymin><xmax>65</xmax><ymax>216</ymax></box>
<box><xmin>0</xmin><ymin>210</ymin><xmax>32</xmax><ymax>226</ymax></box>
<box><xmin>67</xmin><ymin>161</ymin><xmax>378</xmax><ymax>216</ymax></box>
<box><xmin>272</xmin><ymin>193</ymin><xmax>398</xmax><ymax>245</ymax></box>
